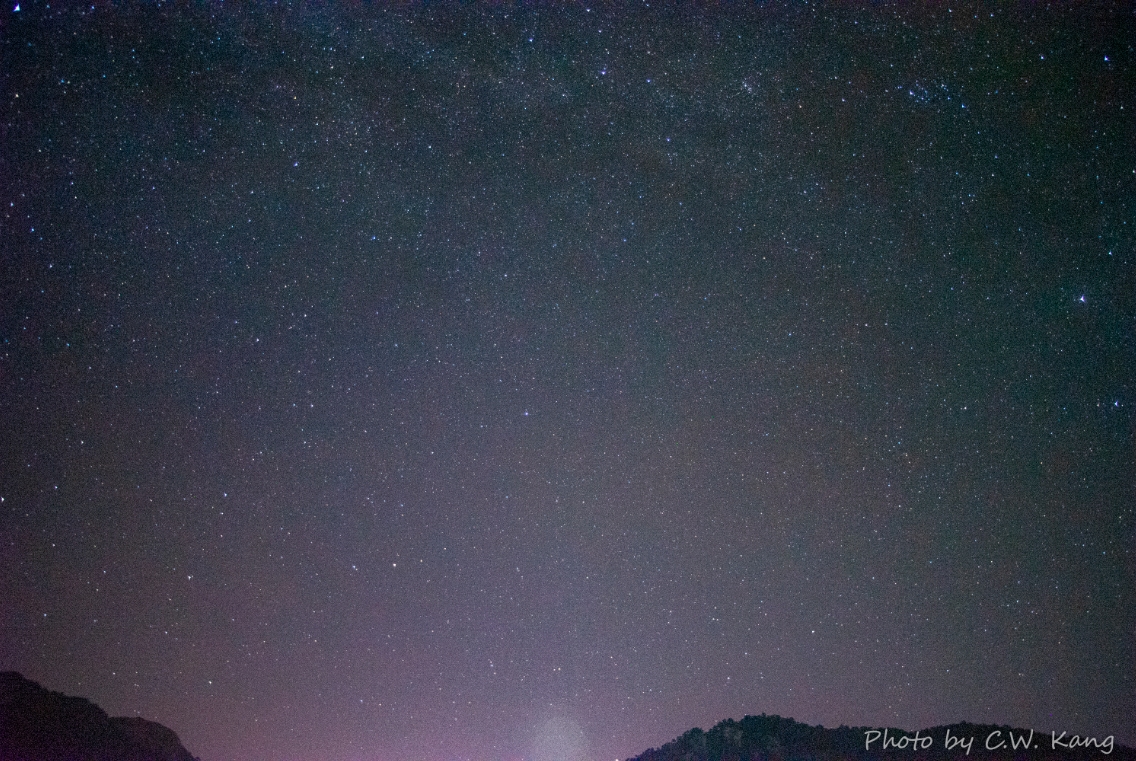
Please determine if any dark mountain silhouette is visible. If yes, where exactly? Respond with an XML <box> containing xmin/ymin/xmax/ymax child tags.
<box><xmin>0</xmin><ymin>672</ymin><xmax>199</xmax><ymax>761</ymax></box>
<box><xmin>628</xmin><ymin>714</ymin><xmax>1133</xmax><ymax>761</ymax></box>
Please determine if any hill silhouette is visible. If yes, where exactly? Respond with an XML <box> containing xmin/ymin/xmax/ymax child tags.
<box><xmin>628</xmin><ymin>714</ymin><xmax>1133</xmax><ymax>761</ymax></box>
<box><xmin>0</xmin><ymin>671</ymin><xmax>199</xmax><ymax>761</ymax></box>
<box><xmin>2</xmin><ymin>672</ymin><xmax>1129</xmax><ymax>761</ymax></box>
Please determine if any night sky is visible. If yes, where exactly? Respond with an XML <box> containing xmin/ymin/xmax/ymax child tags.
<box><xmin>2</xmin><ymin>4</ymin><xmax>1134</xmax><ymax>761</ymax></box>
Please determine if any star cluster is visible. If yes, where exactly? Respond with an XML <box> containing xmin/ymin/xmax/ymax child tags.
<box><xmin>1</xmin><ymin>4</ymin><xmax>1133</xmax><ymax>761</ymax></box>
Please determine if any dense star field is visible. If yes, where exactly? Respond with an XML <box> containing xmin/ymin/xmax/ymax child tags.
<box><xmin>1</xmin><ymin>4</ymin><xmax>1133</xmax><ymax>761</ymax></box>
